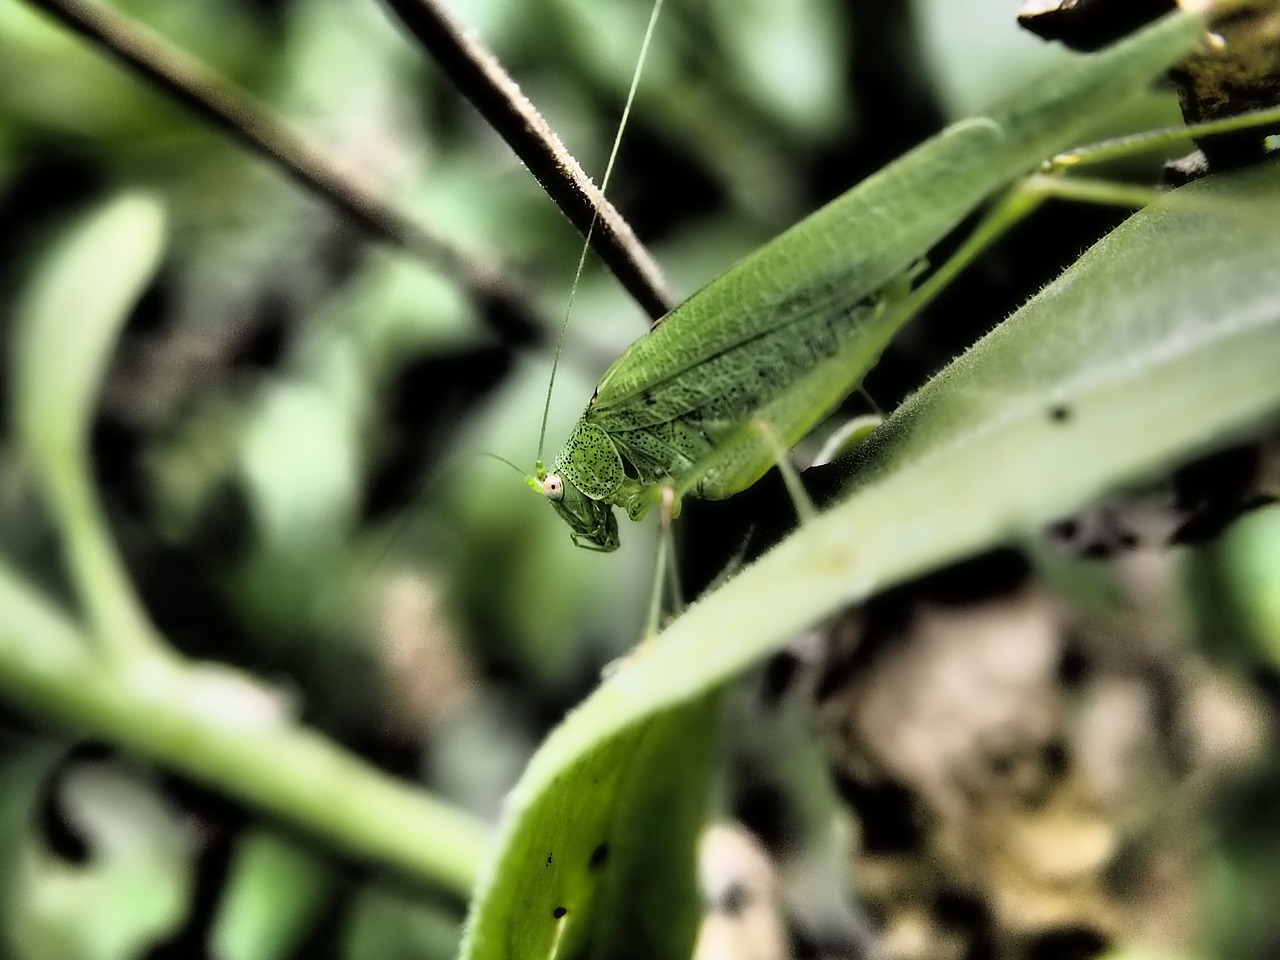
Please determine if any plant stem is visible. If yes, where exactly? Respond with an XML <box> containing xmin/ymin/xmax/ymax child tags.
<box><xmin>0</xmin><ymin>562</ymin><xmax>491</xmax><ymax>897</ymax></box>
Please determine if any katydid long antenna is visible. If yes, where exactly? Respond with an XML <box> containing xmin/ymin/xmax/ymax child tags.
<box><xmin>358</xmin><ymin>449</ymin><xmax>543</xmax><ymax>587</ymax></box>
<box><xmin>477</xmin><ymin>450</ymin><xmax>544</xmax><ymax>495</ymax></box>
<box><xmin>534</xmin><ymin>0</ymin><xmax>668</xmax><ymax>476</ymax></box>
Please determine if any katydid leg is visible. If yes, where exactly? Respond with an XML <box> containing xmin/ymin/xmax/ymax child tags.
<box><xmin>752</xmin><ymin>419</ymin><xmax>818</xmax><ymax>526</ymax></box>
<box><xmin>1047</xmin><ymin>104</ymin><xmax>1280</xmax><ymax>171</ymax></box>
<box><xmin>644</xmin><ymin>485</ymin><xmax>679</xmax><ymax>638</ymax></box>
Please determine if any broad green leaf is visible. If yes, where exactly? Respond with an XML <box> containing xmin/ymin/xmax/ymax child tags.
<box><xmin>462</xmin><ymin>692</ymin><xmax>721</xmax><ymax>960</ymax></box>
<box><xmin>10</xmin><ymin>192</ymin><xmax>166</xmax><ymax>657</ymax></box>
<box><xmin>463</xmin><ymin>161</ymin><xmax>1280</xmax><ymax>957</ymax></box>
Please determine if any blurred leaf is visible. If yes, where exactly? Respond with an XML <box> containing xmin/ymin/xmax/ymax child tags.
<box><xmin>344</xmin><ymin>887</ymin><xmax>462</xmax><ymax>960</ymax></box>
<box><xmin>9</xmin><ymin>762</ymin><xmax>194</xmax><ymax>960</ymax></box>
<box><xmin>461</xmin><ymin>692</ymin><xmax>721</xmax><ymax>960</ymax></box>
<box><xmin>708</xmin><ymin>0</ymin><xmax>848</xmax><ymax>140</ymax></box>
<box><xmin>913</xmin><ymin>0</ymin><xmax>1071</xmax><ymax>117</ymax></box>
<box><xmin>1205</xmin><ymin>764</ymin><xmax>1280</xmax><ymax>960</ymax></box>
<box><xmin>239</xmin><ymin>380</ymin><xmax>360</xmax><ymax>552</ymax></box>
<box><xmin>0</xmin><ymin>0</ymin><xmax>269</xmax><ymax>140</ymax></box>
<box><xmin>212</xmin><ymin>830</ymin><xmax>336</xmax><ymax>960</ymax></box>
<box><xmin>1217</xmin><ymin>503</ymin><xmax>1280</xmax><ymax>667</ymax></box>
<box><xmin>540</xmin><ymin>0</ymin><xmax>801</xmax><ymax>221</ymax></box>
<box><xmin>462</xmin><ymin>159</ymin><xmax>1280</xmax><ymax>956</ymax></box>
<box><xmin>0</xmin><ymin>739</ymin><xmax>65</xmax><ymax>952</ymax></box>
<box><xmin>12</xmin><ymin>193</ymin><xmax>164</xmax><ymax>475</ymax></box>
<box><xmin>10</xmin><ymin>192</ymin><xmax>166</xmax><ymax>652</ymax></box>
<box><xmin>913</xmin><ymin>0</ymin><xmax>1182</xmax><ymax>142</ymax></box>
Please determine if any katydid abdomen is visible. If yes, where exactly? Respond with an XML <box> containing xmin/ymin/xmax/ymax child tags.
<box><xmin>539</xmin><ymin>9</ymin><xmax>1205</xmax><ymax>551</ymax></box>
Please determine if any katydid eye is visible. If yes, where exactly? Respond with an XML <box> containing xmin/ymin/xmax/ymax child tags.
<box><xmin>543</xmin><ymin>474</ymin><xmax>565</xmax><ymax>501</ymax></box>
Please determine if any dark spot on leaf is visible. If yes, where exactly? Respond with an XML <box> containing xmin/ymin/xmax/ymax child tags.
<box><xmin>546</xmin><ymin>853</ymin><xmax>553</xmax><ymax>866</ymax></box>
<box><xmin>1049</xmin><ymin>405</ymin><xmax>1072</xmax><ymax>423</ymax></box>
<box><xmin>643</xmin><ymin>391</ymin><xmax>657</xmax><ymax>406</ymax></box>
<box><xmin>553</xmin><ymin>907</ymin><xmax>567</xmax><ymax>920</ymax></box>
<box><xmin>717</xmin><ymin>881</ymin><xmax>751</xmax><ymax>916</ymax></box>
<box><xmin>589</xmin><ymin>843</ymin><xmax>610</xmax><ymax>870</ymax></box>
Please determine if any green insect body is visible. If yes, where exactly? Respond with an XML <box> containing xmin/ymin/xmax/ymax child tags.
<box><xmin>539</xmin><ymin>10</ymin><xmax>1205</xmax><ymax>551</ymax></box>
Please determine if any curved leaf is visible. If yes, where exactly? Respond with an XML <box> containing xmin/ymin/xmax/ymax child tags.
<box><xmin>10</xmin><ymin>192</ymin><xmax>167</xmax><ymax>656</ymax></box>
<box><xmin>463</xmin><ymin>160</ymin><xmax>1280</xmax><ymax>955</ymax></box>
<box><xmin>12</xmin><ymin>193</ymin><xmax>165</xmax><ymax>471</ymax></box>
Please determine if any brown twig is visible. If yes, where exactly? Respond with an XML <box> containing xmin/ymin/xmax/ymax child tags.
<box><xmin>377</xmin><ymin>0</ymin><xmax>677</xmax><ymax>322</ymax></box>
<box><xmin>18</xmin><ymin>0</ymin><xmax>544</xmax><ymax>345</ymax></box>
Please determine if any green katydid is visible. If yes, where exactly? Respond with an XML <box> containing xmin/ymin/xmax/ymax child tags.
<box><xmin>525</xmin><ymin>5</ymin><xmax>1244</xmax><ymax>553</ymax></box>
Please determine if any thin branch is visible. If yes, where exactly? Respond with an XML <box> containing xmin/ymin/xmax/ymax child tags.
<box><xmin>18</xmin><ymin>0</ymin><xmax>543</xmax><ymax>345</ymax></box>
<box><xmin>378</xmin><ymin>0</ymin><xmax>677</xmax><ymax>322</ymax></box>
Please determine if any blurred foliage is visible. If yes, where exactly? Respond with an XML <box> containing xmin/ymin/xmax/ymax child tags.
<box><xmin>0</xmin><ymin>0</ymin><xmax>1277</xmax><ymax>958</ymax></box>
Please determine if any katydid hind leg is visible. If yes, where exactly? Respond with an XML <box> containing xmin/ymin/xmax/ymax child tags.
<box><xmin>1047</xmin><ymin>103</ymin><xmax>1280</xmax><ymax>172</ymax></box>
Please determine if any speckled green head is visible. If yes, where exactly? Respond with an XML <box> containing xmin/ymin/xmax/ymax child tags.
<box><xmin>539</xmin><ymin>422</ymin><xmax>624</xmax><ymax>552</ymax></box>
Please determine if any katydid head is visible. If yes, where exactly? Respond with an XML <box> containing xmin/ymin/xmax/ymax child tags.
<box><xmin>535</xmin><ymin>461</ymin><xmax>620</xmax><ymax>552</ymax></box>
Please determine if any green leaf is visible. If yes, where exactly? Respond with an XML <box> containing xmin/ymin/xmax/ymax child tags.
<box><xmin>462</xmin><ymin>692</ymin><xmax>721</xmax><ymax>960</ymax></box>
<box><xmin>462</xmin><ymin>161</ymin><xmax>1280</xmax><ymax>956</ymax></box>
<box><xmin>10</xmin><ymin>192</ymin><xmax>167</xmax><ymax>657</ymax></box>
<box><xmin>0</xmin><ymin>737</ymin><xmax>66</xmax><ymax>941</ymax></box>
<box><xmin>1215</xmin><ymin>503</ymin><xmax>1280</xmax><ymax>665</ymax></box>
<box><xmin>9</xmin><ymin>761</ymin><xmax>195</xmax><ymax>960</ymax></box>
<box><xmin>212</xmin><ymin>831</ymin><xmax>337</xmax><ymax>960</ymax></box>
<box><xmin>12</xmin><ymin>193</ymin><xmax>165</xmax><ymax>465</ymax></box>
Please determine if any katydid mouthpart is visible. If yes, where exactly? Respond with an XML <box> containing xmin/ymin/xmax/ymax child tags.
<box><xmin>530</xmin><ymin>6</ymin><xmax>1216</xmax><ymax>553</ymax></box>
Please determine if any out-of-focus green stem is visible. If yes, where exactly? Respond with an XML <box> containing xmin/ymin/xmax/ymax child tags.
<box><xmin>0</xmin><ymin>561</ymin><xmax>490</xmax><ymax>897</ymax></box>
<box><xmin>48</xmin><ymin>448</ymin><xmax>169</xmax><ymax>664</ymax></box>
